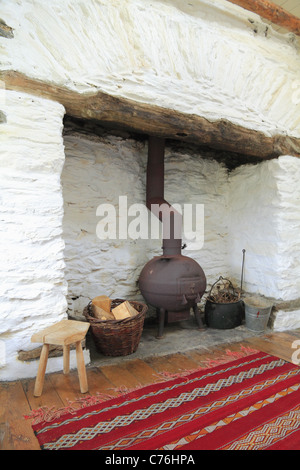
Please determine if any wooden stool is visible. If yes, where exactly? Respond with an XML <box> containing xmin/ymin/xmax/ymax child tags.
<box><xmin>31</xmin><ymin>319</ymin><xmax>90</xmax><ymax>397</ymax></box>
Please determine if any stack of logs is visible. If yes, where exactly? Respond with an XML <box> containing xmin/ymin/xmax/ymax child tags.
<box><xmin>91</xmin><ymin>295</ymin><xmax>139</xmax><ymax>321</ymax></box>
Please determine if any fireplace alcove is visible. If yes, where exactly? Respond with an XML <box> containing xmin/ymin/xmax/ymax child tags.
<box><xmin>60</xmin><ymin>117</ymin><xmax>269</xmax><ymax>363</ymax></box>
<box><xmin>61</xmin><ymin>115</ymin><xmax>262</xmax><ymax>324</ymax></box>
<box><xmin>61</xmin><ymin>116</ymin><xmax>300</xmax><ymax>343</ymax></box>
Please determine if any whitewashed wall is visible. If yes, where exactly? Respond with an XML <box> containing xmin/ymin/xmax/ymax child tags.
<box><xmin>228</xmin><ymin>160</ymin><xmax>281</xmax><ymax>296</ymax></box>
<box><xmin>0</xmin><ymin>90</ymin><xmax>80</xmax><ymax>380</ymax></box>
<box><xmin>228</xmin><ymin>156</ymin><xmax>300</xmax><ymax>301</ymax></box>
<box><xmin>228</xmin><ymin>156</ymin><xmax>300</xmax><ymax>330</ymax></box>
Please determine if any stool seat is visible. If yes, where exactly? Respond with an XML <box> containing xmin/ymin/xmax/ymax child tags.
<box><xmin>31</xmin><ymin>319</ymin><xmax>89</xmax><ymax>346</ymax></box>
<box><xmin>31</xmin><ymin>319</ymin><xmax>90</xmax><ymax>397</ymax></box>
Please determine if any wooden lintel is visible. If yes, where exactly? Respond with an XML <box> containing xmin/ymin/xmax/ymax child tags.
<box><xmin>226</xmin><ymin>0</ymin><xmax>300</xmax><ymax>36</ymax></box>
<box><xmin>1</xmin><ymin>70</ymin><xmax>300</xmax><ymax>159</ymax></box>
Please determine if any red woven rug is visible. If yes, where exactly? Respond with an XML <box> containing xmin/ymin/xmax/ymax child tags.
<box><xmin>31</xmin><ymin>351</ymin><xmax>300</xmax><ymax>450</ymax></box>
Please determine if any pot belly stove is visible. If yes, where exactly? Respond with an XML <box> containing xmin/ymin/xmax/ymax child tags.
<box><xmin>139</xmin><ymin>136</ymin><xmax>207</xmax><ymax>338</ymax></box>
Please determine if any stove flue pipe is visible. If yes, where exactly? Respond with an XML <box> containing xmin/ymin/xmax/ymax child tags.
<box><xmin>146</xmin><ymin>136</ymin><xmax>182</xmax><ymax>256</ymax></box>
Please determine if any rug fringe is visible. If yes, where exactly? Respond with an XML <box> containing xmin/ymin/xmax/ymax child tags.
<box><xmin>24</xmin><ymin>392</ymin><xmax>118</xmax><ymax>425</ymax></box>
<box><xmin>25</xmin><ymin>345</ymin><xmax>259</xmax><ymax>425</ymax></box>
<box><xmin>202</xmin><ymin>345</ymin><xmax>259</xmax><ymax>368</ymax></box>
<box><xmin>154</xmin><ymin>345</ymin><xmax>259</xmax><ymax>381</ymax></box>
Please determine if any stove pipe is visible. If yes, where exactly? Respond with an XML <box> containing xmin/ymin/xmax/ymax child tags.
<box><xmin>146</xmin><ymin>136</ymin><xmax>182</xmax><ymax>256</ymax></box>
<box><xmin>139</xmin><ymin>137</ymin><xmax>207</xmax><ymax>338</ymax></box>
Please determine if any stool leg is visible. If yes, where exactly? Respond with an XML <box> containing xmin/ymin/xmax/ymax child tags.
<box><xmin>63</xmin><ymin>345</ymin><xmax>70</xmax><ymax>374</ymax></box>
<box><xmin>34</xmin><ymin>344</ymin><xmax>49</xmax><ymax>397</ymax></box>
<box><xmin>75</xmin><ymin>341</ymin><xmax>88</xmax><ymax>393</ymax></box>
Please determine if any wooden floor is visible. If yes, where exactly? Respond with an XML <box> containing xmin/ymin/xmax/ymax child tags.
<box><xmin>1</xmin><ymin>329</ymin><xmax>299</xmax><ymax>450</ymax></box>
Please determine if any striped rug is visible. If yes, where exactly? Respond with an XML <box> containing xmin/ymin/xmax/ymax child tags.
<box><xmin>31</xmin><ymin>351</ymin><xmax>300</xmax><ymax>450</ymax></box>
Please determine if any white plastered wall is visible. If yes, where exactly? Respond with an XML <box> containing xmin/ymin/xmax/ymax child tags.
<box><xmin>228</xmin><ymin>156</ymin><xmax>300</xmax><ymax>330</ymax></box>
<box><xmin>0</xmin><ymin>90</ymin><xmax>89</xmax><ymax>380</ymax></box>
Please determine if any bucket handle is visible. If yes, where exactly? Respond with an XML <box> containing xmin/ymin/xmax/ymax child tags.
<box><xmin>208</xmin><ymin>276</ymin><xmax>237</xmax><ymax>298</ymax></box>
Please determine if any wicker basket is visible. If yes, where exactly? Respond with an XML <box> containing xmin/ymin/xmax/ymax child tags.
<box><xmin>83</xmin><ymin>299</ymin><xmax>147</xmax><ymax>357</ymax></box>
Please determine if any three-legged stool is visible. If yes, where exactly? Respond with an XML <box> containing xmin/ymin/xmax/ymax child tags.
<box><xmin>31</xmin><ymin>319</ymin><xmax>90</xmax><ymax>397</ymax></box>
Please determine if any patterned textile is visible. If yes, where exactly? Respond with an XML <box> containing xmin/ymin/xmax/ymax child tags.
<box><xmin>32</xmin><ymin>352</ymin><xmax>300</xmax><ymax>450</ymax></box>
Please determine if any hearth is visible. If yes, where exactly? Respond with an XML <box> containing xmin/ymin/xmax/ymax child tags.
<box><xmin>139</xmin><ymin>137</ymin><xmax>206</xmax><ymax>338</ymax></box>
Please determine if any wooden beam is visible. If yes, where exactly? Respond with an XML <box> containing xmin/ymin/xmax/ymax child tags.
<box><xmin>226</xmin><ymin>0</ymin><xmax>300</xmax><ymax>35</ymax></box>
<box><xmin>1</xmin><ymin>70</ymin><xmax>300</xmax><ymax>159</ymax></box>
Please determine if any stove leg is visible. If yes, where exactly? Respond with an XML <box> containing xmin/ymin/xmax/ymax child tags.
<box><xmin>157</xmin><ymin>307</ymin><xmax>166</xmax><ymax>339</ymax></box>
<box><xmin>193</xmin><ymin>304</ymin><xmax>205</xmax><ymax>330</ymax></box>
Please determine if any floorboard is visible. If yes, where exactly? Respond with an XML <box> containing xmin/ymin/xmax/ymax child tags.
<box><xmin>144</xmin><ymin>352</ymin><xmax>199</xmax><ymax>376</ymax></box>
<box><xmin>0</xmin><ymin>329</ymin><xmax>299</xmax><ymax>450</ymax></box>
<box><xmin>245</xmin><ymin>331</ymin><xmax>300</xmax><ymax>363</ymax></box>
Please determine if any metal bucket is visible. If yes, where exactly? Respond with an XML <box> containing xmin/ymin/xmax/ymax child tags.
<box><xmin>205</xmin><ymin>299</ymin><xmax>244</xmax><ymax>329</ymax></box>
<box><xmin>244</xmin><ymin>297</ymin><xmax>272</xmax><ymax>332</ymax></box>
<box><xmin>204</xmin><ymin>276</ymin><xmax>243</xmax><ymax>330</ymax></box>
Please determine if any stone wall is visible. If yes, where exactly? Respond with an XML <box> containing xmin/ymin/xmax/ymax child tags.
<box><xmin>227</xmin><ymin>156</ymin><xmax>300</xmax><ymax>330</ymax></box>
<box><xmin>228</xmin><ymin>156</ymin><xmax>300</xmax><ymax>301</ymax></box>
<box><xmin>0</xmin><ymin>91</ymin><xmax>88</xmax><ymax>380</ymax></box>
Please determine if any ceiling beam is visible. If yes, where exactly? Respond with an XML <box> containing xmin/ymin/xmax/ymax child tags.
<box><xmin>1</xmin><ymin>70</ymin><xmax>300</xmax><ymax>160</ymax></box>
<box><xmin>226</xmin><ymin>0</ymin><xmax>300</xmax><ymax>35</ymax></box>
